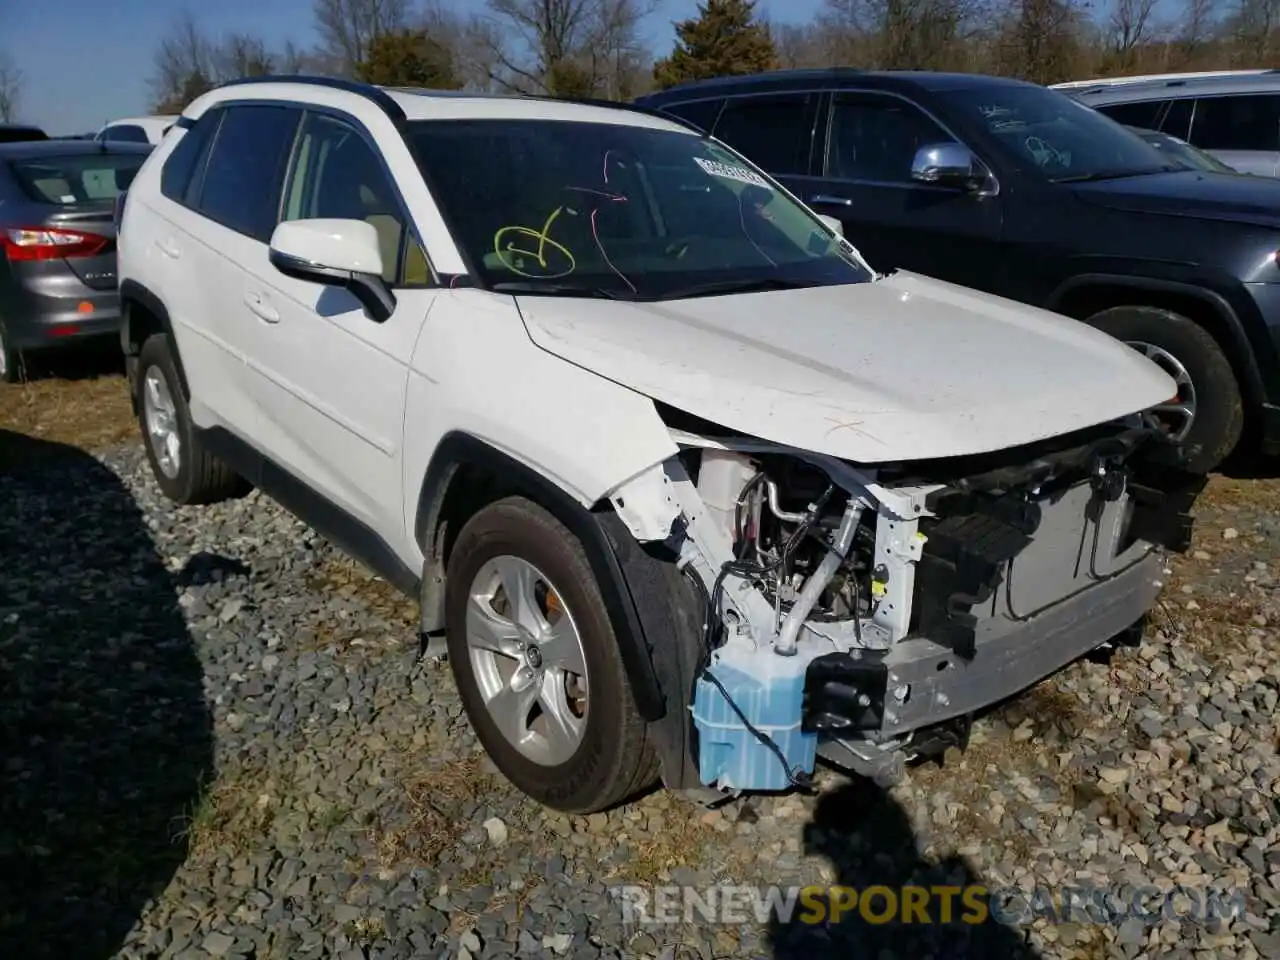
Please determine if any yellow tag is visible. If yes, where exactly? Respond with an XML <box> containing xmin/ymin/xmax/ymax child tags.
<box><xmin>871</xmin><ymin>581</ymin><xmax>886</xmax><ymax>597</ymax></box>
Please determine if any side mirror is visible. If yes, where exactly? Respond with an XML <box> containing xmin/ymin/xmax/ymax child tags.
<box><xmin>268</xmin><ymin>218</ymin><xmax>396</xmax><ymax>323</ymax></box>
<box><xmin>911</xmin><ymin>142</ymin><xmax>984</xmax><ymax>191</ymax></box>
<box><xmin>818</xmin><ymin>214</ymin><xmax>844</xmax><ymax>237</ymax></box>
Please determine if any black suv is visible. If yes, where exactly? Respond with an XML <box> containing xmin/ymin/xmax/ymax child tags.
<box><xmin>636</xmin><ymin>69</ymin><xmax>1280</xmax><ymax>473</ymax></box>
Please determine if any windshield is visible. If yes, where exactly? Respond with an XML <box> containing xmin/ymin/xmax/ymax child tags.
<box><xmin>9</xmin><ymin>152</ymin><xmax>147</xmax><ymax>204</ymax></box>
<box><xmin>938</xmin><ymin>85</ymin><xmax>1182</xmax><ymax>182</ymax></box>
<box><xmin>408</xmin><ymin>119</ymin><xmax>872</xmax><ymax>300</ymax></box>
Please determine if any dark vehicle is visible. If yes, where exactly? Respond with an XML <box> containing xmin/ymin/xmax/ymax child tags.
<box><xmin>636</xmin><ymin>70</ymin><xmax>1280</xmax><ymax>472</ymax></box>
<box><xmin>0</xmin><ymin>124</ymin><xmax>49</xmax><ymax>144</ymax></box>
<box><xmin>1128</xmin><ymin>125</ymin><xmax>1238</xmax><ymax>174</ymax></box>
<box><xmin>0</xmin><ymin>141</ymin><xmax>151</xmax><ymax>381</ymax></box>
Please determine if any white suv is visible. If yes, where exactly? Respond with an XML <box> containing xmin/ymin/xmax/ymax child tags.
<box><xmin>116</xmin><ymin>77</ymin><xmax>1205</xmax><ymax>814</ymax></box>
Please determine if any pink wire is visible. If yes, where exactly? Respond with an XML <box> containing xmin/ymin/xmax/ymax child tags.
<box><xmin>591</xmin><ymin>207</ymin><xmax>637</xmax><ymax>295</ymax></box>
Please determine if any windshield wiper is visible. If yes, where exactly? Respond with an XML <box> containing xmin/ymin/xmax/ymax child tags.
<box><xmin>658</xmin><ymin>277</ymin><xmax>819</xmax><ymax>300</ymax></box>
<box><xmin>1052</xmin><ymin>167</ymin><xmax>1179</xmax><ymax>183</ymax></box>
<box><xmin>490</xmin><ymin>281</ymin><xmax>631</xmax><ymax>300</ymax></box>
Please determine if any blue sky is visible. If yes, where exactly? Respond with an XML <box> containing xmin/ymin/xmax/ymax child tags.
<box><xmin>5</xmin><ymin>0</ymin><xmax>824</xmax><ymax>135</ymax></box>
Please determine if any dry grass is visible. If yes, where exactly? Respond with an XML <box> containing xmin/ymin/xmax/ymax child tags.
<box><xmin>305</xmin><ymin>554</ymin><xmax>419</xmax><ymax>639</ymax></box>
<box><xmin>621</xmin><ymin>805</ymin><xmax>724</xmax><ymax>885</ymax></box>
<box><xmin>370</xmin><ymin>754</ymin><xmax>495</xmax><ymax>866</ymax></box>
<box><xmin>0</xmin><ymin>349</ymin><xmax>133</xmax><ymax>466</ymax></box>
<box><xmin>178</xmin><ymin>761</ymin><xmax>286</xmax><ymax>859</ymax></box>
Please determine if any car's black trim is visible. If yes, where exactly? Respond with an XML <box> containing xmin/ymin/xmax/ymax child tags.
<box><xmin>1047</xmin><ymin>272</ymin><xmax>1269</xmax><ymax>405</ymax></box>
<box><xmin>269</xmin><ymin>248</ymin><xmax>397</xmax><ymax>322</ymax></box>
<box><xmin>213</xmin><ymin>75</ymin><xmax>408</xmax><ymax>125</ymax></box>
<box><xmin>198</xmin><ymin>425</ymin><xmax>422</xmax><ymax>597</ymax></box>
<box><xmin>119</xmin><ymin>279</ymin><xmax>191</xmax><ymax>400</ymax></box>
<box><xmin>414</xmin><ymin>431</ymin><xmax>667</xmax><ymax>721</ymax></box>
<box><xmin>521</xmin><ymin>94</ymin><xmax>713</xmax><ymax>136</ymax></box>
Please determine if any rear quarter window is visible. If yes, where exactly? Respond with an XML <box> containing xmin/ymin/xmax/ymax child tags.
<box><xmin>161</xmin><ymin>111</ymin><xmax>221</xmax><ymax>203</ymax></box>
<box><xmin>9</xmin><ymin>153</ymin><xmax>148</xmax><ymax>204</ymax></box>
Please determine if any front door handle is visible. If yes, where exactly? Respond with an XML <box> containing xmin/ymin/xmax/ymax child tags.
<box><xmin>810</xmin><ymin>194</ymin><xmax>853</xmax><ymax>206</ymax></box>
<box><xmin>244</xmin><ymin>291</ymin><xmax>279</xmax><ymax>324</ymax></box>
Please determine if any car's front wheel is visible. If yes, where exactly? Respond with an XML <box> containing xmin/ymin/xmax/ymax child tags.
<box><xmin>135</xmin><ymin>333</ymin><xmax>250</xmax><ymax>504</ymax></box>
<box><xmin>443</xmin><ymin>496</ymin><xmax>658</xmax><ymax>813</ymax></box>
<box><xmin>1086</xmin><ymin>305</ymin><xmax>1244</xmax><ymax>473</ymax></box>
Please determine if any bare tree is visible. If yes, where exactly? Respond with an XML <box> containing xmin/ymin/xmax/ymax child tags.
<box><xmin>821</xmin><ymin>0</ymin><xmax>989</xmax><ymax>71</ymax></box>
<box><xmin>1232</xmin><ymin>0</ymin><xmax>1280</xmax><ymax>64</ymax></box>
<box><xmin>150</xmin><ymin>11</ymin><xmax>294</xmax><ymax>112</ymax></box>
<box><xmin>1168</xmin><ymin>0</ymin><xmax>1219</xmax><ymax>66</ymax></box>
<box><xmin>1107</xmin><ymin>0</ymin><xmax>1162</xmax><ymax>66</ymax></box>
<box><xmin>993</xmin><ymin>0</ymin><xmax>1091</xmax><ymax>84</ymax></box>
<box><xmin>312</xmin><ymin>0</ymin><xmax>410</xmax><ymax>75</ymax></box>
<box><xmin>0</xmin><ymin>49</ymin><xmax>21</xmax><ymax>123</ymax></box>
<box><xmin>769</xmin><ymin>21</ymin><xmax>830</xmax><ymax>68</ymax></box>
<box><xmin>476</xmin><ymin>0</ymin><xmax>658</xmax><ymax>97</ymax></box>
<box><xmin>150</xmin><ymin>11</ymin><xmax>218</xmax><ymax>111</ymax></box>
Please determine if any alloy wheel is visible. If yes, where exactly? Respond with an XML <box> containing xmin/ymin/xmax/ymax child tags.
<box><xmin>464</xmin><ymin>555</ymin><xmax>590</xmax><ymax>766</ymax></box>
<box><xmin>142</xmin><ymin>366</ymin><xmax>182</xmax><ymax>479</ymax></box>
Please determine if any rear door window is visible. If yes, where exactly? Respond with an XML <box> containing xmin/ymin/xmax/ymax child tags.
<box><xmin>192</xmin><ymin>104</ymin><xmax>301</xmax><ymax>242</ymax></box>
<box><xmin>1096</xmin><ymin>100</ymin><xmax>1167</xmax><ymax>130</ymax></box>
<box><xmin>712</xmin><ymin>92</ymin><xmax>820</xmax><ymax>176</ymax></box>
<box><xmin>9</xmin><ymin>152</ymin><xmax>148</xmax><ymax>204</ymax></box>
<box><xmin>1189</xmin><ymin>94</ymin><xmax>1280</xmax><ymax>151</ymax></box>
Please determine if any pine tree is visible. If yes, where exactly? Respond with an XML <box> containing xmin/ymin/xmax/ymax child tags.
<box><xmin>356</xmin><ymin>29</ymin><xmax>461</xmax><ymax>90</ymax></box>
<box><xmin>652</xmin><ymin>0</ymin><xmax>779</xmax><ymax>90</ymax></box>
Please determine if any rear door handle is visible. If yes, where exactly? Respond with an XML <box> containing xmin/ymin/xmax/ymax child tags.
<box><xmin>156</xmin><ymin>237</ymin><xmax>181</xmax><ymax>259</ymax></box>
<box><xmin>810</xmin><ymin>194</ymin><xmax>853</xmax><ymax>206</ymax></box>
<box><xmin>244</xmin><ymin>291</ymin><xmax>279</xmax><ymax>324</ymax></box>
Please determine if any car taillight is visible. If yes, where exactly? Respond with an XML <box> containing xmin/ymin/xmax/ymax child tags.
<box><xmin>1</xmin><ymin>226</ymin><xmax>110</xmax><ymax>261</ymax></box>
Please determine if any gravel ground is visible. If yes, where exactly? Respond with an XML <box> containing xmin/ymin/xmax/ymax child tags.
<box><xmin>1</xmin><ymin>432</ymin><xmax>1277</xmax><ymax>960</ymax></box>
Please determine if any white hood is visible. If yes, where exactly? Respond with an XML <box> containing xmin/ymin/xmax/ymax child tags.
<box><xmin>516</xmin><ymin>271</ymin><xmax>1177</xmax><ymax>463</ymax></box>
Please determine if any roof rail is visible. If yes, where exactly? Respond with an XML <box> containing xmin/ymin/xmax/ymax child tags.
<box><xmin>513</xmin><ymin>93</ymin><xmax>713</xmax><ymax>134</ymax></box>
<box><xmin>211</xmin><ymin>74</ymin><xmax>408</xmax><ymax>123</ymax></box>
<box><xmin>656</xmin><ymin>67</ymin><xmax>861</xmax><ymax>95</ymax></box>
<box><xmin>1051</xmin><ymin>69</ymin><xmax>1278</xmax><ymax>90</ymax></box>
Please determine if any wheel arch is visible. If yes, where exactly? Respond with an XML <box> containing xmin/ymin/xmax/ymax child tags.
<box><xmin>1047</xmin><ymin>274</ymin><xmax>1265</xmax><ymax>409</ymax></box>
<box><xmin>414</xmin><ymin>431</ymin><xmax>670</xmax><ymax>724</ymax></box>
<box><xmin>120</xmin><ymin>280</ymin><xmax>190</xmax><ymax>402</ymax></box>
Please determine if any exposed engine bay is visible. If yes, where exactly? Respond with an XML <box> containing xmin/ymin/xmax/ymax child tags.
<box><xmin>607</xmin><ymin>412</ymin><xmax>1205</xmax><ymax>796</ymax></box>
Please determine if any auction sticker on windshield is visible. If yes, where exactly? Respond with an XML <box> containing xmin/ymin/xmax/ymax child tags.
<box><xmin>694</xmin><ymin>157</ymin><xmax>772</xmax><ymax>189</ymax></box>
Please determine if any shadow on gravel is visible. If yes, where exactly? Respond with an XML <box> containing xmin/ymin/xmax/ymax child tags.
<box><xmin>0</xmin><ymin>429</ymin><xmax>213</xmax><ymax>959</ymax></box>
<box><xmin>768</xmin><ymin>780</ymin><xmax>1040</xmax><ymax>959</ymax></box>
<box><xmin>6</xmin><ymin>338</ymin><xmax>125</xmax><ymax>384</ymax></box>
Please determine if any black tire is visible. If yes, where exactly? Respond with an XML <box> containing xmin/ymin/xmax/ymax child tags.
<box><xmin>1086</xmin><ymin>305</ymin><xmax>1244</xmax><ymax>474</ymax></box>
<box><xmin>444</xmin><ymin>496</ymin><xmax>658</xmax><ymax>813</ymax></box>
<box><xmin>135</xmin><ymin>333</ymin><xmax>250</xmax><ymax>505</ymax></box>
<box><xmin>0</xmin><ymin>321</ymin><xmax>22</xmax><ymax>384</ymax></box>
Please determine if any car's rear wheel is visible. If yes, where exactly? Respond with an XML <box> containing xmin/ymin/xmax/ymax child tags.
<box><xmin>1086</xmin><ymin>305</ymin><xmax>1243</xmax><ymax>473</ymax></box>
<box><xmin>443</xmin><ymin>496</ymin><xmax>658</xmax><ymax>813</ymax></box>
<box><xmin>135</xmin><ymin>333</ymin><xmax>250</xmax><ymax>505</ymax></box>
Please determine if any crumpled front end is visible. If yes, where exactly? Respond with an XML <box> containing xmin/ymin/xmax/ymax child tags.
<box><xmin>605</xmin><ymin>412</ymin><xmax>1205</xmax><ymax>796</ymax></box>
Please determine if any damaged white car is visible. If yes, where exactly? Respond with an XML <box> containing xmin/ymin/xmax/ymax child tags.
<box><xmin>117</xmin><ymin>78</ymin><xmax>1205</xmax><ymax>813</ymax></box>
